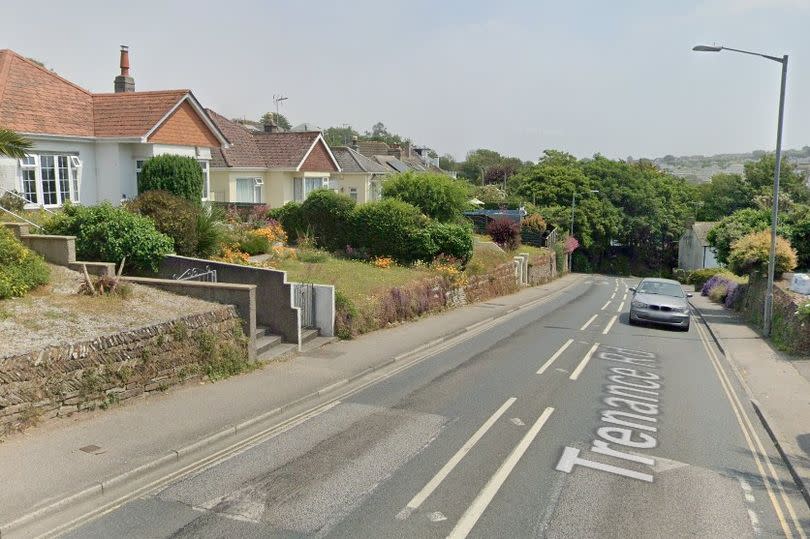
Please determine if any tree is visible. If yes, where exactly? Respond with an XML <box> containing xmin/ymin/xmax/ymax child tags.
<box><xmin>323</xmin><ymin>126</ymin><xmax>359</xmax><ymax>147</ymax></box>
<box><xmin>706</xmin><ymin>208</ymin><xmax>772</xmax><ymax>265</ymax></box>
<box><xmin>382</xmin><ymin>171</ymin><xmax>471</xmax><ymax>222</ymax></box>
<box><xmin>696</xmin><ymin>173</ymin><xmax>756</xmax><ymax>221</ymax></box>
<box><xmin>0</xmin><ymin>129</ymin><xmax>32</xmax><ymax>159</ymax></box>
<box><xmin>364</xmin><ymin>121</ymin><xmax>409</xmax><ymax>147</ymax></box>
<box><xmin>137</xmin><ymin>155</ymin><xmax>204</xmax><ymax>205</ymax></box>
<box><xmin>744</xmin><ymin>153</ymin><xmax>810</xmax><ymax>203</ymax></box>
<box><xmin>458</xmin><ymin>149</ymin><xmax>505</xmax><ymax>183</ymax></box>
<box><xmin>259</xmin><ymin>112</ymin><xmax>291</xmax><ymax>131</ymax></box>
<box><xmin>439</xmin><ymin>153</ymin><xmax>457</xmax><ymax>171</ymax></box>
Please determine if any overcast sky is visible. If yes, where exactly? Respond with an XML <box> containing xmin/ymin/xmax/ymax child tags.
<box><xmin>3</xmin><ymin>0</ymin><xmax>809</xmax><ymax>162</ymax></box>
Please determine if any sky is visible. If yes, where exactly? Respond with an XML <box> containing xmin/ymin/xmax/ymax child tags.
<box><xmin>3</xmin><ymin>0</ymin><xmax>810</xmax><ymax>162</ymax></box>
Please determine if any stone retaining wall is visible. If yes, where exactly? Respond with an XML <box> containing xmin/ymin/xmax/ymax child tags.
<box><xmin>0</xmin><ymin>306</ymin><xmax>247</xmax><ymax>436</ymax></box>
<box><xmin>527</xmin><ymin>251</ymin><xmax>557</xmax><ymax>285</ymax></box>
<box><xmin>740</xmin><ymin>273</ymin><xmax>810</xmax><ymax>356</ymax></box>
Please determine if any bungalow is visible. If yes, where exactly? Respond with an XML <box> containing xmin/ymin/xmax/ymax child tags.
<box><xmin>0</xmin><ymin>47</ymin><xmax>228</xmax><ymax>208</ymax></box>
<box><xmin>206</xmin><ymin>110</ymin><xmax>340</xmax><ymax>206</ymax></box>
<box><xmin>678</xmin><ymin>221</ymin><xmax>720</xmax><ymax>271</ymax></box>
<box><xmin>330</xmin><ymin>145</ymin><xmax>391</xmax><ymax>203</ymax></box>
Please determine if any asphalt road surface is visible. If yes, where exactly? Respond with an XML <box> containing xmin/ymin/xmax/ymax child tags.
<box><xmin>61</xmin><ymin>276</ymin><xmax>810</xmax><ymax>538</ymax></box>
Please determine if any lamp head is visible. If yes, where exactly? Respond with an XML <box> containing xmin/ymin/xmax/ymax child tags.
<box><xmin>693</xmin><ymin>44</ymin><xmax>722</xmax><ymax>52</ymax></box>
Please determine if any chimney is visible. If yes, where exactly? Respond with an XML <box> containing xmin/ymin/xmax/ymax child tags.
<box><xmin>114</xmin><ymin>45</ymin><xmax>135</xmax><ymax>93</ymax></box>
<box><xmin>351</xmin><ymin>135</ymin><xmax>359</xmax><ymax>151</ymax></box>
<box><xmin>263</xmin><ymin>117</ymin><xmax>278</xmax><ymax>133</ymax></box>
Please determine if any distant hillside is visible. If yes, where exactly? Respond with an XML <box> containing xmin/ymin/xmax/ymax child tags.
<box><xmin>648</xmin><ymin>146</ymin><xmax>810</xmax><ymax>183</ymax></box>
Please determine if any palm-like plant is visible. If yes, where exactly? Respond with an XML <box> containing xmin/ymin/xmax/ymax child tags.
<box><xmin>0</xmin><ymin>129</ymin><xmax>32</xmax><ymax>159</ymax></box>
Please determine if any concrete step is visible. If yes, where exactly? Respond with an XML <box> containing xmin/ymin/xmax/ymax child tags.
<box><xmin>301</xmin><ymin>335</ymin><xmax>339</xmax><ymax>353</ymax></box>
<box><xmin>255</xmin><ymin>333</ymin><xmax>283</xmax><ymax>356</ymax></box>
<box><xmin>301</xmin><ymin>329</ymin><xmax>319</xmax><ymax>344</ymax></box>
<box><xmin>255</xmin><ymin>325</ymin><xmax>269</xmax><ymax>338</ymax></box>
<box><xmin>257</xmin><ymin>342</ymin><xmax>298</xmax><ymax>363</ymax></box>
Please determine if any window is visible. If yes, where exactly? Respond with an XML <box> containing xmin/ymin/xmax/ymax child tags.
<box><xmin>236</xmin><ymin>177</ymin><xmax>263</xmax><ymax>203</ymax></box>
<box><xmin>198</xmin><ymin>160</ymin><xmax>210</xmax><ymax>200</ymax></box>
<box><xmin>17</xmin><ymin>154</ymin><xmax>81</xmax><ymax>207</ymax></box>
<box><xmin>135</xmin><ymin>159</ymin><xmax>145</xmax><ymax>184</ymax></box>
<box><xmin>349</xmin><ymin>187</ymin><xmax>358</xmax><ymax>202</ymax></box>
<box><xmin>294</xmin><ymin>176</ymin><xmax>329</xmax><ymax>202</ymax></box>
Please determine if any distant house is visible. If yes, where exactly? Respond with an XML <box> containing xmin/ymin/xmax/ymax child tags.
<box><xmin>0</xmin><ymin>47</ymin><xmax>228</xmax><ymax>208</ymax></box>
<box><xmin>678</xmin><ymin>222</ymin><xmax>720</xmax><ymax>270</ymax></box>
<box><xmin>331</xmin><ymin>146</ymin><xmax>390</xmax><ymax>203</ymax></box>
<box><xmin>206</xmin><ymin>111</ymin><xmax>340</xmax><ymax>206</ymax></box>
<box><xmin>355</xmin><ymin>140</ymin><xmax>449</xmax><ymax>175</ymax></box>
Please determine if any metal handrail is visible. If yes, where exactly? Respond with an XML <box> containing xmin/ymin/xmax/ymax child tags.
<box><xmin>0</xmin><ymin>187</ymin><xmax>56</xmax><ymax>214</ymax></box>
<box><xmin>0</xmin><ymin>204</ymin><xmax>44</xmax><ymax>230</ymax></box>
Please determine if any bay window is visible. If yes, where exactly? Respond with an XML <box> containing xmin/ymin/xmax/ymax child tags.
<box><xmin>18</xmin><ymin>154</ymin><xmax>81</xmax><ymax>207</ymax></box>
<box><xmin>293</xmin><ymin>176</ymin><xmax>329</xmax><ymax>202</ymax></box>
<box><xmin>236</xmin><ymin>177</ymin><xmax>263</xmax><ymax>203</ymax></box>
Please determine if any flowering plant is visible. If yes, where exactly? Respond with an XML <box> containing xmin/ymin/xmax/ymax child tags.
<box><xmin>372</xmin><ymin>256</ymin><xmax>394</xmax><ymax>269</ymax></box>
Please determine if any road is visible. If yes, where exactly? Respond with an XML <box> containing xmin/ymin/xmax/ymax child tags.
<box><xmin>60</xmin><ymin>276</ymin><xmax>810</xmax><ymax>538</ymax></box>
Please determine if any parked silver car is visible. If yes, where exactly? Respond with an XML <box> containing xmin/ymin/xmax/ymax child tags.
<box><xmin>628</xmin><ymin>278</ymin><xmax>692</xmax><ymax>331</ymax></box>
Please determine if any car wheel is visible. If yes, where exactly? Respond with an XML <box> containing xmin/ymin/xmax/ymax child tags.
<box><xmin>681</xmin><ymin>323</ymin><xmax>690</xmax><ymax>332</ymax></box>
<box><xmin>628</xmin><ymin>311</ymin><xmax>636</xmax><ymax>326</ymax></box>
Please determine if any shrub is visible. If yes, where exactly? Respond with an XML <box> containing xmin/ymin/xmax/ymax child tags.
<box><xmin>251</xmin><ymin>220</ymin><xmax>287</xmax><ymax>245</ymax></box>
<box><xmin>195</xmin><ymin>204</ymin><xmax>228</xmax><ymax>258</ymax></box>
<box><xmin>707</xmin><ymin>208</ymin><xmax>773</xmax><ymax>265</ymax></box>
<box><xmin>300</xmin><ymin>189</ymin><xmax>355</xmax><ymax>251</ymax></box>
<box><xmin>43</xmin><ymin>203</ymin><xmax>173</xmax><ymax>272</ymax></box>
<box><xmin>137</xmin><ymin>154</ymin><xmax>204</xmax><ymax>205</ymax></box>
<box><xmin>0</xmin><ymin>190</ymin><xmax>25</xmax><ymax>212</ymax></box>
<box><xmin>426</xmin><ymin>222</ymin><xmax>474</xmax><ymax>264</ymax></box>
<box><xmin>297</xmin><ymin>249</ymin><xmax>329</xmax><ymax>263</ymax></box>
<box><xmin>268</xmin><ymin>202</ymin><xmax>305</xmax><ymax>244</ymax></box>
<box><xmin>728</xmin><ymin>230</ymin><xmax>797</xmax><ymax>276</ymax></box>
<box><xmin>554</xmin><ymin>241</ymin><xmax>566</xmax><ymax>272</ymax></box>
<box><xmin>708</xmin><ymin>283</ymin><xmax>728</xmax><ymax>303</ymax></box>
<box><xmin>238</xmin><ymin>231</ymin><xmax>271</xmax><ymax>255</ymax></box>
<box><xmin>687</xmin><ymin>267</ymin><xmax>725</xmax><ymax>289</ymax></box>
<box><xmin>382</xmin><ymin>171</ymin><xmax>471</xmax><ymax>222</ymax></box>
<box><xmin>350</xmin><ymin>199</ymin><xmax>429</xmax><ymax>263</ymax></box>
<box><xmin>0</xmin><ymin>227</ymin><xmax>50</xmax><ymax>299</ymax></box>
<box><xmin>126</xmin><ymin>191</ymin><xmax>199</xmax><ymax>256</ymax></box>
<box><xmin>724</xmin><ymin>282</ymin><xmax>747</xmax><ymax>309</ymax></box>
<box><xmin>522</xmin><ymin>213</ymin><xmax>547</xmax><ymax>234</ymax></box>
<box><xmin>487</xmin><ymin>218</ymin><xmax>521</xmax><ymax>250</ymax></box>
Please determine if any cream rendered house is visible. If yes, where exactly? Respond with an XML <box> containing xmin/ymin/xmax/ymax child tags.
<box><xmin>207</xmin><ymin>110</ymin><xmax>340</xmax><ymax>206</ymax></box>
<box><xmin>330</xmin><ymin>146</ymin><xmax>390</xmax><ymax>203</ymax></box>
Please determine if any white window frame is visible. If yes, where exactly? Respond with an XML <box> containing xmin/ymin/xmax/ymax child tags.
<box><xmin>293</xmin><ymin>176</ymin><xmax>329</xmax><ymax>202</ymax></box>
<box><xmin>198</xmin><ymin>160</ymin><xmax>210</xmax><ymax>201</ymax></box>
<box><xmin>18</xmin><ymin>154</ymin><xmax>81</xmax><ymax>208</ymax></box>
<box><xmin>235</xmin><ymin>177</ymin><xmax>263</xmax><ymax>203</ymax></box>
<box><xmin>349</xmin><ymin>187</ymin><xmax>358</xmax><ymax>202</ymax></box>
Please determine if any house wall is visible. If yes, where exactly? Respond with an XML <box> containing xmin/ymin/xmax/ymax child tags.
<box><xmin>335</xmin><ymin>173</ymin><xmax>371</xmax><ymax>203</ymax></box>
<box><xmin>147</xmin><ymin>101</ymin><xmax>221</xmax><ymax>148</ymax></box>
<box><xmin>300</xmin><ymin>140</ymin><xmax>338</xmax><ymax>173</ymax></box>
<box><xmin>678</xmin><ymin>230</ymin><xmax>719</xmax><ymax>271</ymax></box>
<box><xmin>267</xmin><ymin>171</ymin><xmax>294</xmax><ymax>206</ymax></box>
<box><xmin>209</xmin><ymin>169</ymin><xmax>268</xmax><ymax>203</ymax></box>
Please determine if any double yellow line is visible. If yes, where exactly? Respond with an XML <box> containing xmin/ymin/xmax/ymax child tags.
<box><xmin>694</xmin><ymin>316</ymin><xmax>806</xmax><ymax>538</ymax></box>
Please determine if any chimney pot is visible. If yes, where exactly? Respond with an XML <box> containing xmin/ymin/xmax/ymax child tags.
<box><xmin>114</xmin><ymin>45</ymin><xmax>135</xmax><ymax>93</ymax></box>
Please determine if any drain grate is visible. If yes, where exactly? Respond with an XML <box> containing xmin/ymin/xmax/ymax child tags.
<box><xmin>79</xmin><ymin>444</ymin><xmax>103</xmax><ymax>454</ymax></box>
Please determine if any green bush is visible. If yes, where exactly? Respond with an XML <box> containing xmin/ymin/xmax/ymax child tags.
<box><xmin>427</xmin><ymin>222</ymin><xmax>474</xmax><ymax>263</ymax></box>
<box><xmin>268</xmin><ymin>202</ymin><xmax>305</xmax><ymax>244</ymax></box>
<box><xmin>126</xmin><ymin>191</ymin><xmax>199</xmax><ymax>256</ymax></box>
<box><xmin>0</xmin><ymin>227</ymin><xmax>50</xmax><ymax>299</ymax></box>
<box><xmin>554</xmin><ymin>241</ymin><xmax>566</xmax><ymax>272</ymax></box>
<box><xmin>137</xmin><ymin>154</ymin><xmax>204</xmax><ymax>205</ymax></box>
<box><xmin>728</xmin><ymin>230</ymin><xmax>797</xmax><ymax>276</ymax></box>
<box><xmin>0</xmin><ymin>190</ymin><xmax>25</xmax><ymax>212</ymax></box>
<box><xmin>522</xmin><ymin>213</ymin><xmax>547</xmax><ymax>234</ymax></box>
<box><xmin>687</xmin><ymin>267</ymin><xmax>725</xmax><ymax>289</ymax></box>
<box><xmin>195</xmin><ymin>204</ymin><xmax>228</xmax><ymax>258</ymax></box>
<box><xmin>238</xmin><ymin>232</ymin><xmax>271</xmax><ymax>255</ymax></box>
<box><xmin>300</xmin><ymin>189</ymin><xmax>355</xmax><ymax>251</ymax></box>
<box><xmin>43</xmin><ymin>203</ymin><xmax>173</xmax><ymax>272</ymax></box>
<box><xmin>350</xmin><ymin>199</ymin><xmax>429</xmax><ymax>263</ymax></box>
<box><xmin>382</xmin><ymin>171</ymin><xmax>471</xmax><ymax>222</ymax></box>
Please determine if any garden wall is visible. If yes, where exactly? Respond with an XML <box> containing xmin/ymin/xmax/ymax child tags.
<box><xmin>527</xmin><ymin>251</ymin><xmax>557</xmax><ymax>285</ymax></box>
<box><xmin>0</xmin><ymin>306</ymin><xmax>247</xmax><ymax>436</ymax></box>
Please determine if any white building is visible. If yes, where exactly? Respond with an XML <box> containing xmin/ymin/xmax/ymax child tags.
<box><xmin>678</xmin><ymin>222</ymin><xmax>720</xmax><ymax>271</ymax></box>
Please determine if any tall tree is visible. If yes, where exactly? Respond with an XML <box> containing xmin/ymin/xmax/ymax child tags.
<box><xmin>323</xmin><ymin>126</ymin><xmax>359</xmax><ymax>147</ymax></box>
<box><xmin>0</xmin><ymin>129</ymin><xmax>32</xmax><ymax>159</ymax></box>
<box><xmin>744</xmin><ymin>153</ymin><xmax>810</xmax><ymax>203</ymax></box>
<box><xmin>259</xmin><ymin>112</ymin><xmax>291</xmax><ymax>131</ymax></box>
<box><xmin>696</xmin><ymin>173</ymin><xmax>756</xmax><ymax>221</ymax></box>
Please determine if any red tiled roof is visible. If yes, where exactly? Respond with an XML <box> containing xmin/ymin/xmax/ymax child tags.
<box><xmin>93</xmin><ymin>90</ymin><xmax>189</xmax><ymax>137</ymax></box>
<box><xmin>0</xmin><ymin>49</ymin><xmax>222</xmax><ymax>145</ymax></box>
<box><xmin>207</xmin><ymin>109</ymin><xmax>265</xmax><ymax>167</ymax></box>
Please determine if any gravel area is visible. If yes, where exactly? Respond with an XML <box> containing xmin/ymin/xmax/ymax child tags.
<box><xmin>0</xmin><ymin>265</ymin><xmax>226</xmax><ymax>358</ymax></box>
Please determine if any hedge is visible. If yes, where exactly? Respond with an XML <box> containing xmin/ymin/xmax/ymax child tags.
<box><xmin>43</xmin><ymin>203</ymin><xmax>174</xmax><ymax>272</ymax></box>
<box><xmin>126</xmin><ymin>190</ymin><xmax>199</xmax><ymax>256</ymax></box>
<box><xmin>0</xmin><ymin>227</ymin><xmax>50</xmax><ymax>299</ymax></box>
<box><xmin>300</xmin><ymin>189</ymin><xmax>355</xmax><ymax>251</ymax></box>
<box><xmin>350</xmin><ymin>199</ymin><xmax>429</xmax><ymax>263</ymax></box>
<box><xmin>137</xmin><ymin>154</ymin><xmax>204</xmax><ymax>205</ymax></box>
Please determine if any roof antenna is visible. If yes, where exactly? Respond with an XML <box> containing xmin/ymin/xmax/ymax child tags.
<box><xmin>272</xmin><ymin>94</ymin><xmax>288</xmax><ymax>129</ymax></box>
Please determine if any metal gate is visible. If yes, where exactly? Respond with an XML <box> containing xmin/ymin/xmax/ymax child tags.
<box><xmin>172</xmin><ymin>265</ymin><xmax>218</xmax><ymax>282</ymax></box>
<box><xmin>293</xmin><ymin>283</ymin><xmax>316</xmax><ymax>328</ymax></box>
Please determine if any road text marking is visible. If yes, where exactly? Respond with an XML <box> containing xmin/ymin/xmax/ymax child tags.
<box><xmin>580</xmin><ymin>314</ymin><xmax>598</xmax><ymax>331</ymax></box>
<box><xmin>570</xmin><ymin>343</ymin><xmax>600</xmax><ymax>380</ymax></box>
<box><xmin>602</xmin><ymin>315</ymin><xmax>618</xmax><ymax>335</ymax></box>
<box><xmin>397</xmin><ymin>397</ymin><xmax>517</xmax><ymax>518</ymax></box>
<box><xmin>537</xmin><ymin>339</ymin><xmax>574</xmax><ymax>374</ymax></box>
<box><xmin>447</xmin><ymin>407</ymin><xmax>555</xmax><ymax>539</ymax></box>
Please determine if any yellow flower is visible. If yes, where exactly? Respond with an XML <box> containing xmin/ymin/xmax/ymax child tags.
<box><xmin>372</xmin><ymin>257</ymin><xmax>393</xmax><ymax>269</ymax></box>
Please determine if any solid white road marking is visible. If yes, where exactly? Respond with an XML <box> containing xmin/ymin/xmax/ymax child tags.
<box><xmin>617</xmin><ymin>301</ymin><xmax>625</xmax><ymax>312</ymax></box>
<box><xmin>570</xmin><ymin>343</ymin><xmax>600</xmax><ymax>380</ymax></box>
<box><xmin>398</xmin><ymin>397</ymin><xmax>517</xmax><ymax>518</ymax></box>
<box><xmin>537</xmin><ymin>339</ymin><xmax>574</xmax><ymax>374</ymax></box>
<box><xmin>602</xmin><ymin>315</ymin><xmax>617</xmax><ymax>335</ymax></box>
<box><xmin>600</xmin><ymin>301</ymin><xmax>611</xmax><ymax>310</ymax></box>
<box><xmin>580</xmin><ymin>314</ymin><xmax>598</xmax><ymax>331</ymax></box>
<box><xmin>447</xmin><ymin>407</ymin><xmax>555</xmax><ymax>539</ymax></box>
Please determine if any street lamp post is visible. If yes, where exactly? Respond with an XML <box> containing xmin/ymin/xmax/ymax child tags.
<box><xmin>693</xmin><ymin>44</ymin><xmax>788</xmax><ymax>336</ymax></box>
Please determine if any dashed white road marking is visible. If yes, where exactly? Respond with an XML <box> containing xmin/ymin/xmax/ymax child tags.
<box><xmin>537</xmin><ymin>339</ymin><xmax>574</xmax><ymax>375</ymax></box>
<box><xmin>747</xmin><ymin>509</ymin><xmax>762</xmax><ymax>535</ymax></box>
<box><xmin>600</xmin><ymin>300</ymin><xmax>611</xmax><ymax>310</ymax></box>
<box><xmin>397</xmin><ymin>397</ymin><xmax>516</xmax><ymax>519</ymax></box>
<box><xmin>617</xmin><ymin>301</ymin><xmax>625</xmax><ymax>312</ymax></box>
<box><xmin>580</xmin><ymin>314</ymin><xmax>598</xmax><ymax>331</ymax></box>
<box><xmin>570</xmin><ymin>343</ymin><xmax>600</xmax><ymax>380</ymax></box>
<box><xmin>447</xmin><ymin>407</ymin><xmax>555</xmax><ymax>539</ymax></box>
<box><xmin>602</xmin><ymin>315</ymin><xmax>618</xmax><ymax>335</ymax></box>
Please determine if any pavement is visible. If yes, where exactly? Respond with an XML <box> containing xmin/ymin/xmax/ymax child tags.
<box><xmin>0</xmin><ymin>272</ymin><xmax>589</xmax><ymax>537</ymax></box>
<box><xmin>5</xmin><ymin>274</ymin><xmax>808</xmax><ymax>538</ymax></box>
<box><xmin>690</xmin><ymin>291</ymin><xmax>810</xmax><ymax>508</ymax></box>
